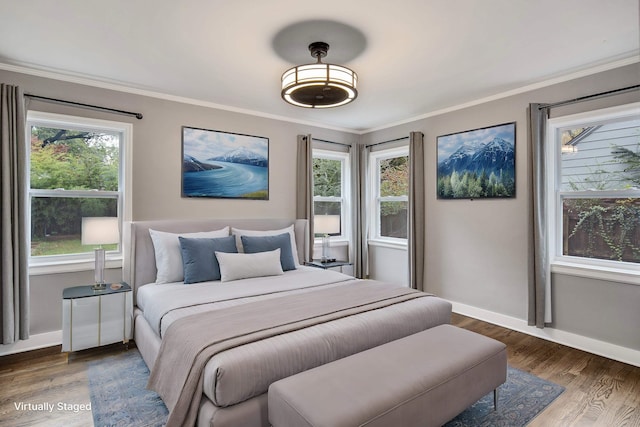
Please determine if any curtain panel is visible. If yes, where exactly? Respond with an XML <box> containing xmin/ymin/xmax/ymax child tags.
<box><xmin>408</xmin><ymin>132</ymin><xmax>425</xmax><ymax>291</ymax></box>
<box><xmin>296</xmin><ymin>134</ymin><xmax>314</xmax><ymax>262</ymax></box>
<box><xmin>0</xmin><ymin>83</ymin><xmax>29</xmax><ymax>344</ymax></box>
<box><xmin>528</xmin><ymin>103</ymin><xmax>551</xmax><ymax>328</ymax></box>
<box><xmin>350</xmin><ymin>144</ymin><xmax>370</xmax><ymax>278</ymax></box>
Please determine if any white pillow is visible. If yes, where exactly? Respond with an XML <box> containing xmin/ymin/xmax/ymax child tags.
<box><xmin>149</xmin><ymin>227</ymin><xmax>229</xmax><ymax>283</ymax></box>
<box><xmin>231</xmin><ymin>224</ymin><xmax>300</xmax><ymax>266</ymax></box>
<box><xmin>215</xmin><ymin>249</ymin><xmax>284</xmax><ymax>282</ymax></box>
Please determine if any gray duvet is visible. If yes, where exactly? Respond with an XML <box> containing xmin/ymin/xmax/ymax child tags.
<box><xmin>147</xmin><ymin>278</ymin><xmax>452</xmax><ymax>427</ymax></box>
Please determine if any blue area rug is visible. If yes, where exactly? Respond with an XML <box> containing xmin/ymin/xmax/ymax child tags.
<box><xmin>88</xmin><ymin>350</ymin><xmax>564</xmax><ymax>427</ymax></box>
<box><xmin>445</xmin><ymin>366</ymin><xmax>565</xmax><ymax>426</ymax></box>
<box><xmin>87</xmin><ymin>349</ymin><xmax>168</xmax><ymax>427</ymax></box>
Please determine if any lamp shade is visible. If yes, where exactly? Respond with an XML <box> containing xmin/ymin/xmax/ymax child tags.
<box><xmin>81</xmin><ymin>217</ymin><xmax>120</xmax><ymax>245</ymax></box>
<box><xmin>314</xmin><ymin>215</ymin><xmax>341</xmax><ymax>235</ymax></box>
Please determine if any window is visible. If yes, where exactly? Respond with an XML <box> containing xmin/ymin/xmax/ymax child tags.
<box><xmin>547</xmin><ymin>103</ymin><xmax>640</xmax><ymax>278</ymax></box>
<box><xmin>312</xmin><ymin>149</ymin><xmax>350</xmax><ymax>240</ymax></box>
<box><xmin>27</xmin><ymin>112</ymin><xmax>131</xmax><ymax>272</ymax></box>
<box><xmin>370</xmin><ymin>146</ymin><xmax>409</xmax><ymax>242</ymax></box>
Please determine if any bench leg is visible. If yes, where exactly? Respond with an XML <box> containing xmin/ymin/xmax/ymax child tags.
<box><xmin>493</xmin><ymin>388</ymin><xmax>499</xmax><ymax>411</ymax></box>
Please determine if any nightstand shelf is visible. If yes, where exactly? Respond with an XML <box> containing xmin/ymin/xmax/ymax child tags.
<box><xmin>62</xmin><ymin>282</ymin><xmax>133</xmax><ymax>352</ymax></box>
<box><xmin>305</xmin><ymin>260</ymin><xmax>352</xmax><ymax>270</ymax></box>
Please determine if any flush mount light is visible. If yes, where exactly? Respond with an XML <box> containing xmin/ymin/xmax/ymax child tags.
<box><xmin>281</xmin><ymin>42</ymin><xmax>358</xmax><ymax>108</ymax></box>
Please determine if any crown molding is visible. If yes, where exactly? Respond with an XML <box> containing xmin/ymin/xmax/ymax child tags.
<box><xmin>2</xmin><ymin>55</ymin><xmax>637</xmax><ymax>136</ymax></box>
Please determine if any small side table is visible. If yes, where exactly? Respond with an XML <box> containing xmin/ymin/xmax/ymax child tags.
<box><xmin>62</xmin><ymin>282</ymin><xmax>133</xmax><ymax>352</ymax></box>
<box><xmin>305</xmin><ymin>260</ymin><xmax>353</xmax><ymax>275</ymax></box>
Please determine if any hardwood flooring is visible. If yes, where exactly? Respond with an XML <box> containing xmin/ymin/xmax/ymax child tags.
<box><xmin>0</xmin><ymin>316</ymin><xmax>638</xmax><ymax>426</ymax></box>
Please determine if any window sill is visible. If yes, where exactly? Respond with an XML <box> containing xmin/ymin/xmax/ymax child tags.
<box><xmin>29</xmin><ymin>257</ymin><xmax>123</xmax><ymax>276</ymax></box>
<box><xmin>368</xmin><ymin>239</ymin><xmax>408</xmax><ymax>251</ymax></box>
<box><xmin>551</xmin><ymin>260</ymin><xmax>640</xmax><ymax>286</ymax></box>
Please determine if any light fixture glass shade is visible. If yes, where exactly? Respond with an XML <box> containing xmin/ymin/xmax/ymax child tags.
<box><xmin>281</xmin><ymin>42</ymin><xmax>357</xmax><ymax>108</ymax></box>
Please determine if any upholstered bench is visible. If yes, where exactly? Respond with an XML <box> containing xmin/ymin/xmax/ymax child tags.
<box><xmin>268</xmin><ymin>324</ymin><xmax>507</xmax><ymax>427</ymax></box>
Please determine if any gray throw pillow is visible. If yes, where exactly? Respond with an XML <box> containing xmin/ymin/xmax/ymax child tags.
<box><xmin>240</xmin><ymin>233</ymin><xmax>297</xmax><ymax>271</ymax></box>
<box><xmin>179</xmin><ymin>235</ymin><xmax>238</xmax><ymax>283</ymax></box>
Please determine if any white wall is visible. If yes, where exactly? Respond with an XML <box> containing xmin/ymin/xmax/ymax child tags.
<box><xmin>361</xmin><ymin>63</ymin><xmax>640</xmax><ymax>364</ymax></box>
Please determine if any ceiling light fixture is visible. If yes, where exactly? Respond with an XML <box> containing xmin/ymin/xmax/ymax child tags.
<box><xmin>281</xmin><ymin>42</ymin><xmax>358</xmax><ymax>108</ymax></box>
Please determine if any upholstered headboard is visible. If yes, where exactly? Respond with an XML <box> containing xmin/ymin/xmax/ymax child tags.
<box><xmin>123</xmin><ymin>218</ymin><xmax>309</xmax><ymax>296</ymax></box>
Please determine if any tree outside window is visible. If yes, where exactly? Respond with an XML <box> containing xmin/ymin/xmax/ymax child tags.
<box><xmin>312</xmin><ymin>150</ymin><xmax>349</xmax><ymax>238</ymax></box>
<box><xmin>370</xmin><ymin>146</ymin><xmax>409</xmax><ymax>241</ymax></box>
<box><xmin>28</xmin><ymin>113</ymin><xmax>125</xmax><ymax>259</ymax></box>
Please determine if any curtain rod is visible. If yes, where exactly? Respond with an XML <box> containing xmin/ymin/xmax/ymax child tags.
<box><xmin>311</xmin><ymin>137</ymin><xmax>351</xmax><ymax>148</ymax></box>
<box><xmin>24</xmin><ymin>94</ymin><xmax>143</xmax><ymax>119</ymax></box>
<box><xmin>365</xmin><ymin>136</ymin><xmax>409</xmax><ymax>148</ymax></box>
<box><xmin>538</xmin><ymin>84</ymin><xmax>640</xmax><ymax>111</ymax></box>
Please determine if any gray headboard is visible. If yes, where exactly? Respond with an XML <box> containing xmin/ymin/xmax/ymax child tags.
<box><xmin>123</xmin><ymin>218</ymin><xmax>309</xmax><ymax>297</ymax></box>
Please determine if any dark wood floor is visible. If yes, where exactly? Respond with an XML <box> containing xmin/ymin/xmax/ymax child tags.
<box><xmin>1</xmin><ymin>315</ymin><xmax>638</xmax><ymax>426</ymax></box>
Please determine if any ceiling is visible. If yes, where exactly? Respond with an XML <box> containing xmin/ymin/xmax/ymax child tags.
<box><xmin>0</xmin><ymin>0</ymin><xmax>638</xmax><ymax>133</ymax></box>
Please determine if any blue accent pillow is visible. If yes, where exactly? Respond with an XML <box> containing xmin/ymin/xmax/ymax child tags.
<box><xmin>240</xmin><ymin>233</ymin><xmax>297</xmax><ymax>271</ymax></box>
<box><xmin>179</xmin><ymin>235</ymin><xmax>237</xmax><ymax>284</ymax></box>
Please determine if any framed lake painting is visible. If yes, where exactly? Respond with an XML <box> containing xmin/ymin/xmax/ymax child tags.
<box><xmin>182</xmin><ymin>126</ymin><xmax>269</xmax><ymax>199</ymax></box>
<box><xmin>437</xmin><ymin>122</ymin><xmax>516</xmax><ymax>199</ymax></box>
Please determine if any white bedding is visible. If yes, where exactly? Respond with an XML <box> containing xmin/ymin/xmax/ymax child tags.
<box><xmin>137</xmin><ymin>266</ymin><xmax>353</xmax><ymax>337</ymax></box>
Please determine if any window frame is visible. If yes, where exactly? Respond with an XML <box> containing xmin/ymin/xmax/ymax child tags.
<box><xmin>546</xmin><ymin>102</ymin><xmax>640</xmax><ymax>284</ymax></box>
<box><xmin>27</xmin><ymin>111</ymin><xmax>133</xmax><ymax>275</ymax></box>
<box><xmin>312</xmin><ymin>148</ymin><xmax>350</xmax><ymax>243</ymax></box>
<box><xmin>369</xmin><ymin>145</ymin><xmax>409</xmax><ymax>246</ymax></box>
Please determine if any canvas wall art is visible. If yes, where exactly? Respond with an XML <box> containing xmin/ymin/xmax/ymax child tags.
<box><xmin>437</xmin><ymin>122</ymin><xmax>516</xmax><ymax>199</ymax></box>
<box><xmin>182</xmin><ymin>126</ymin><xmax>269</xmax><ymax>199</ymax></box>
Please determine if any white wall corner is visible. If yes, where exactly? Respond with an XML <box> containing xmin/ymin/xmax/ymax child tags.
<box><xmin>451</xmin><ymin>301</ymin><xmax>640</xmax><ymax>368</ymax></box>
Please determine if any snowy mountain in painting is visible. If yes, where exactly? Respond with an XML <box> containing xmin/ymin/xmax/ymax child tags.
<box><xmin>438</xmin><ymin>137</ymin><xmax>514</xmax><ymax>176</ymax></box>
<box><xmin>183</xmin><ymin>154</ymin><xmax>222</xmax><ymax>172</ymax></box>
<box><xmin>208</xmin><ymin>147</ymin><xmax>268</xmax><ymax>167</ymax></box>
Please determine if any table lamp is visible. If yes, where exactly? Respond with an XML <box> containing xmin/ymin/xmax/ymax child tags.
<box><xmin>82</xmin><ymin>217</ymin><xmax>119</xmax><ymax>290</ymax></box>
<box><xmin>314</xmin><ymin>214</ymin><xmax>340</xmax><ymax>263</ymax></box>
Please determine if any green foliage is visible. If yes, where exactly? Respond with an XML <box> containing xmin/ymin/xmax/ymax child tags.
<box><xmin>437</xmin><ymin>169</ymin><xmax>514</xmax><ymax>198</ymax></box>
<box><xmin>313</xmin><ymin>158</ymin><xmax>341</xmax><ymax>197</ymax></box>
<box><xmin>30</xmin><ymin>126</ymin><xmax>120</xmax><ymax>245</ymax></box>
<box><xmin>380</xmin><ymin>156</ymin><xmax>408</xmax><ymax>216</ymax></box>
<box><xmin>31</xmin><ymin>127</ymin><xmax>119</xmax><ymax>191</ymax></box>
<box><xmin>566</xmin><ymin>198</ymin><xmax>640</xmax><ymax>262</ymax></box>
<box><xmin>612</xmin><ymin>144</ymin><xmax>640</xmax><ymax>186</ymax></box>
<box><xmin>565</xmin><ymin>139</ymin><xmax>640</xmax><ymax>263</ymax></box>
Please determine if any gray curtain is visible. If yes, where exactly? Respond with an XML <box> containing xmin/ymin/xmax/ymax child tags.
<box><xmin>1</xmin><ymin>83</ymin><xmax>29</xmax><ymax>344</ymax></box>
<box><xmin>350</xmin><ymin>144</ymin><xmax>369</xmax><ymax>278</ymax></box>
<box><xmin>528</xmin><ymin>103</ymin><xmax>551</xmax><ymax>328</ymax></box>
<box><xmin>296</xmin><ymin>134</ymin><xmax>314</xmax><ymax>261</ymax></box>
<box><xmin>408</xmin><ymin>132</ymin><xmax>425</xmax><ymax>290</ymax></box>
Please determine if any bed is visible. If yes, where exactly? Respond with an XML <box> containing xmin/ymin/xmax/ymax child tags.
<box><xmin>123</xmin><ymin>218</ymin><xmax>452</xmax><ymax>427</ymax></box>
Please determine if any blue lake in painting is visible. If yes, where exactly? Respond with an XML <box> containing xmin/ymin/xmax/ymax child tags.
<box><xmin>183</xmin><ymin>161</ymin><xmax>268</xmax><ymax>198</ymax></box>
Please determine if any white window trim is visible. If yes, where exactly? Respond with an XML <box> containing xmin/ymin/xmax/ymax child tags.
<box><xmin>369</xmin><ymin>145</ymin><xmax>409</xmax><ymax>245</ymax></box>
<box><xmin>27</xmin><ymin>111</ymin><xmax>132</xmax><ymax>275</ymax></box>
<box><xmin>546</xmin><ymin>102</ymin><xmax>640</xmax><ymax>284</ymax></box>
<box><xmin>313</xmin><ymin>149</ymin><xmax>351</xmax><ymax>243</ymax></box>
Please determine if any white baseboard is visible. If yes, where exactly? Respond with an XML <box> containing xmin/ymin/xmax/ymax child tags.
<box><xmin>451</xmin><ymin>301</ymin><xmax>640</xmax><ymax>368</ymax></box>
<box><xmin>0</xmin><ymin>330</ymin><xmax>62</xmax><ymax>357</ymax></box>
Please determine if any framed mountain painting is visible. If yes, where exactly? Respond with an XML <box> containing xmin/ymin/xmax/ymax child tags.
<box><xmin>437</xmin><ymin>122</ymin><xmax>516</xmax><ymax>199</ymax></box>
<box><xmin>182</xmin><ymin>126</ymin><xmax>269</xmax><ymax>199</ymax></box>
